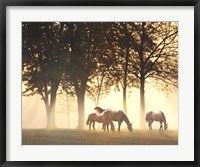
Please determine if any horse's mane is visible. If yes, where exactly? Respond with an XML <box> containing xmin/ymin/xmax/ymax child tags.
<box><xmin>120</xmin><ymin>110</ymin><xmax>131</xmax><ymax>124</ymax></box>
<box><xmin>94</xmin><ymin>107</ymin><xmax>105</xmax><ymax>114</ymax></box>
<box><xmin>160</xmin><ymin>111</ymin><xmax>166</xmax><ymax>121</ymax></box>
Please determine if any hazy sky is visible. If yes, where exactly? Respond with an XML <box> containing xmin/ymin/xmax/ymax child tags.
<box><xmin>22</xmin><ymin>84</ymin><xmax>178</xmax><ymax>130</ymax></box>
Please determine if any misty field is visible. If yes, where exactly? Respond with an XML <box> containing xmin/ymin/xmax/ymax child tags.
<box><xmin>22</xmin><ymin>129</ymin><xmax>178</xmax><ymax>145</ymax></box>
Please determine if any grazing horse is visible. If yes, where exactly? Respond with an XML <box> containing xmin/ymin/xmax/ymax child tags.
<box><xmin>94</xmin><ymin>107</ymin><xmax>133</xmax><ymax>132</ymax></box>
<box><xmin>86</xmin><ymin>113</ymin><xmax>114</xmax><ymax>131</ymax></box>
<box><xmin>145</xmin><ymin>111</ymin><xmax>168</xmax><ymax>131</ymax></box>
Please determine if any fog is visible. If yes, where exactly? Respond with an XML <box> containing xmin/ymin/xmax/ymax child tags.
<box><xmin>22</xmin><ymin>84</ymin><xmax>178</xmax><ymax>130</ymax></box>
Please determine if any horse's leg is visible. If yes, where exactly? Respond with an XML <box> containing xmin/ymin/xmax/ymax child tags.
<box><xmin>105</xmin><ymin>120</ymin><xmax>110</xmax><ymax>132</ymax></box>
<box><xmin>150</xmin><ymin>120</ymin><xmax>153</xmax><ymax>130</ymax></box>
<box><xmin>103</xmin><ymin>121</ymin><xmax>108</xmax><ymax>132</ymax></box>
<box><xmin>159</xmin><ymin>122</ymin><xmax>163</xmax><ymax>131</ymax></box>
<box><xmin>107</xmin><ymin>123</ymin><xmax>109</xmax><ymax>131</ymax></box>
<box><xmin>148</xmin><ymin>121</ymin><xmax>151</xmax><ymax>130</ymax></box>
<box><xmin>148</xmin><ymin>122</ymin><xmax>151</xmax><ymax>130</ymax></box>
<box><xmin>93</xmin><ymin>121</ymin><xmax>95</xmax><ymax>131</ymax></box>
<box><xmin>109</xmin><ymin>121</ymin><xmax>114</xmax><ymax>132</ymax></box>
<box><xmin>160</xmin><ymin>125</ymin><xmax>163</xmax><ymax>131</ymax></box>
<box><xmin>89</xmin><ymin>122</ymin><xmax>92</xmax><ymax>131</ymax></box>
<box><xmin>118</xmin><ymin>121</ymin><xmax>122</xmax><ymax>132</ymax></box>
<box><xmin>102</xmin><ymin>123</ymin><xmax>105</xmax><ymax>131</ymax></box>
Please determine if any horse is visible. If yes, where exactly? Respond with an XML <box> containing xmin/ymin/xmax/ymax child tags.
<box><xmin>86</xmin><ymin>113</ymin><xmax>114</xmax><ymax>131</ymax></box>
<box><xmin>94</xmin><ymin>107</ymin><xmax>133</xmax><ymax>132</ymax></box>
<box><xmin>145</xmin><ymin>111</ymin><xmax>168</xmax><ymax>131</ymax></box>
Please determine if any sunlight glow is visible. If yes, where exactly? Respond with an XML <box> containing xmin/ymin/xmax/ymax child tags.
<box><xmin>22</xmin><ymin>85</ymin><xmax>178</xmax><ymax>130</ymax></box>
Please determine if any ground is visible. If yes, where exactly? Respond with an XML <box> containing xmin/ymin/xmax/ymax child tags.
<box><xmin>22</xmin><ymin>129</ymin><xmax>178</xmax><ymax>145</ymax></box>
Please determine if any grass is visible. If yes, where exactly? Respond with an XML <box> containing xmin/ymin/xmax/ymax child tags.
<box><xmin>22</xmin><ymin>129</ymin><xmax>178</xmax><ymax>145</ymax></box>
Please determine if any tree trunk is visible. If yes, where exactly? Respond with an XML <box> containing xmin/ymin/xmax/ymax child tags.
<box><xmin>123</xmin><ymin>48</ymin><xmax>129</xmax><ymax>114</ymax></box>
<box><xmin>95</xmin><ymin>99</ymin><xmax>99</xmax><ymax>108</ymax></box>
<box><xmin>46</xmin><ymin>83</ymin><xmax>58</xmax><ymax>129</ymax></box>
<box><xmin>77</xmin><ymin>91</ymin><xmax>85</xmax><ymax>129</ymax></box>
<box><xmin>123</xmin><ymin>87</ymin><xmax>127</xmax><ymax>114</ymax></box>
<box><xmin>140</xmin><ymin>76</ymin><xmax>146</xmax><ymax>129</ymax></box>
<box><xmin>46</xmin><ymin>108</ymin><xmax>56</xmax><ymax>129</ymax></box>
<box><xmin>96</xmin><ymin>94</ymin><xmax>100</xmax><ymax>108</ymax></box>
<box><xmin>44</xmin><ymin>101</ymin><xmax>56</xmax><ymax>129</ymax></box>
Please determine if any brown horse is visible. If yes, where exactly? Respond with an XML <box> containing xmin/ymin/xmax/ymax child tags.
<box><xmin>145</xmin><ymin>111</ymin><xmax>168</xmax><ymax>131</ymax></box>
<box><xmin>86</xmin><ymin>113</ymin><xmax>114</xmax><ymax>131</ymax></box>
<box><xmin>94</xmin><ymin>107</ymin><xmax>133</xmax><ymax>132</ymax></box>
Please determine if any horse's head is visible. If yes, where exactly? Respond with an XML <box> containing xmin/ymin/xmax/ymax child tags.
<box><xmin>128</xmin><ymin>123</ymin><xmax>133</xmax><ymax>132</ymax></box>
<box><xmin>164</xmin><ymin>123</ymin><xmax>168</xmax><ymax>130</ymax></box>
<box><xmin>94</xmin><ymin>107</ymin><xmax>104</xmax><ymax>114</ymax></box>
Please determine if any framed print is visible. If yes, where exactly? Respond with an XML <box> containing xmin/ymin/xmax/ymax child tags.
<box><xmin>0</xmin><ymin>0</ymin><xmax>199</xmax><ymax>166</ymax></box>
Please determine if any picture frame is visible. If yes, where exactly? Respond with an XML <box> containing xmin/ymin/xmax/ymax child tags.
<box><xmin>0</xmin><ymin>0</ymin><xmax>199</xmax><ymax>166</ymax></box>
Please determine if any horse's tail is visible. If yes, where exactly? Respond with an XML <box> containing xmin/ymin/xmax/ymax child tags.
<box><xmin>86</xmin><ymin>117</ymin><xmax>90</xmax><ymax>125</ymax></box>
<box><xmin>146</xmin><ymin>111</ymin><xmax>153</xmax><ymax>122</ymax></box>
<box><xmin>145</xmin><ymin>112</ymin><xmax>149</xmax><ymax>122</ymax></box>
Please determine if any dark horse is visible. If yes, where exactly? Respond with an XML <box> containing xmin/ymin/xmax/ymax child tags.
<box><xmin>94</xmin><ymin>107</ymin><xmax>133</xmax><ymax>132</ymax></box>
<box><xmin>86</xmin><ymin>113</ymin><xmax>114</xmax><ymax>131</ymax></box>
<box><xmin>145</xmin><ymin>111</ymin><xmax>168</xmax><ymax>131</ymax></box>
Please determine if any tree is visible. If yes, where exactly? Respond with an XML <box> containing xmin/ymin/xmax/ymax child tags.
<box><xmin>130</xmin><ymin>22</ymin><xmax>178</xmax><ymax>128</ymax></box>
<box><xmin>22</xmin><ymin>22</ymin><xmax>69</xmax><ymax>129</ymax></box>
<box><xmin>86</xmin><ymin>62</ymin><xmax>114</xmax><ymax>107</ymax></box>
<box><xmin>62</xmin><ymin>22</ymin><xmax>107</xmax><ymax>129</ymax></box>
<box><xmin>105</xmin><ymin>22</ymin><xmax>139</xmax><ymax>114</ymax></box>
<box><xmin>85</xmin><ymin>23</ymin><xmax>115</xmax><ymax>107</ymax></box>
<box><xmin>22</xmin><ymin>22</ymin><xmax>178</xmax><ymax>130</ymax></box>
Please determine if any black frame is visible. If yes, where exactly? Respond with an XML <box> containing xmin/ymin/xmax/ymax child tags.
<box><xmin>0</xmin><ymin>0</ymin><xmax>199</xmax><ymax>166</ymax></box>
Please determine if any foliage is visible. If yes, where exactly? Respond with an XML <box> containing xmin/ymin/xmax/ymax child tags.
<box><xmin>22</xmin><ymin>22</ymin><xmax>178</xmax><ymax>129</ymax></box>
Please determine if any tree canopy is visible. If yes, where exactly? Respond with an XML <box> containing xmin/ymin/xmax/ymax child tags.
<box><xmin>22</xmin><ymin>22</ymin><xmax>178</xmax><ymax>129</ymax></box>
